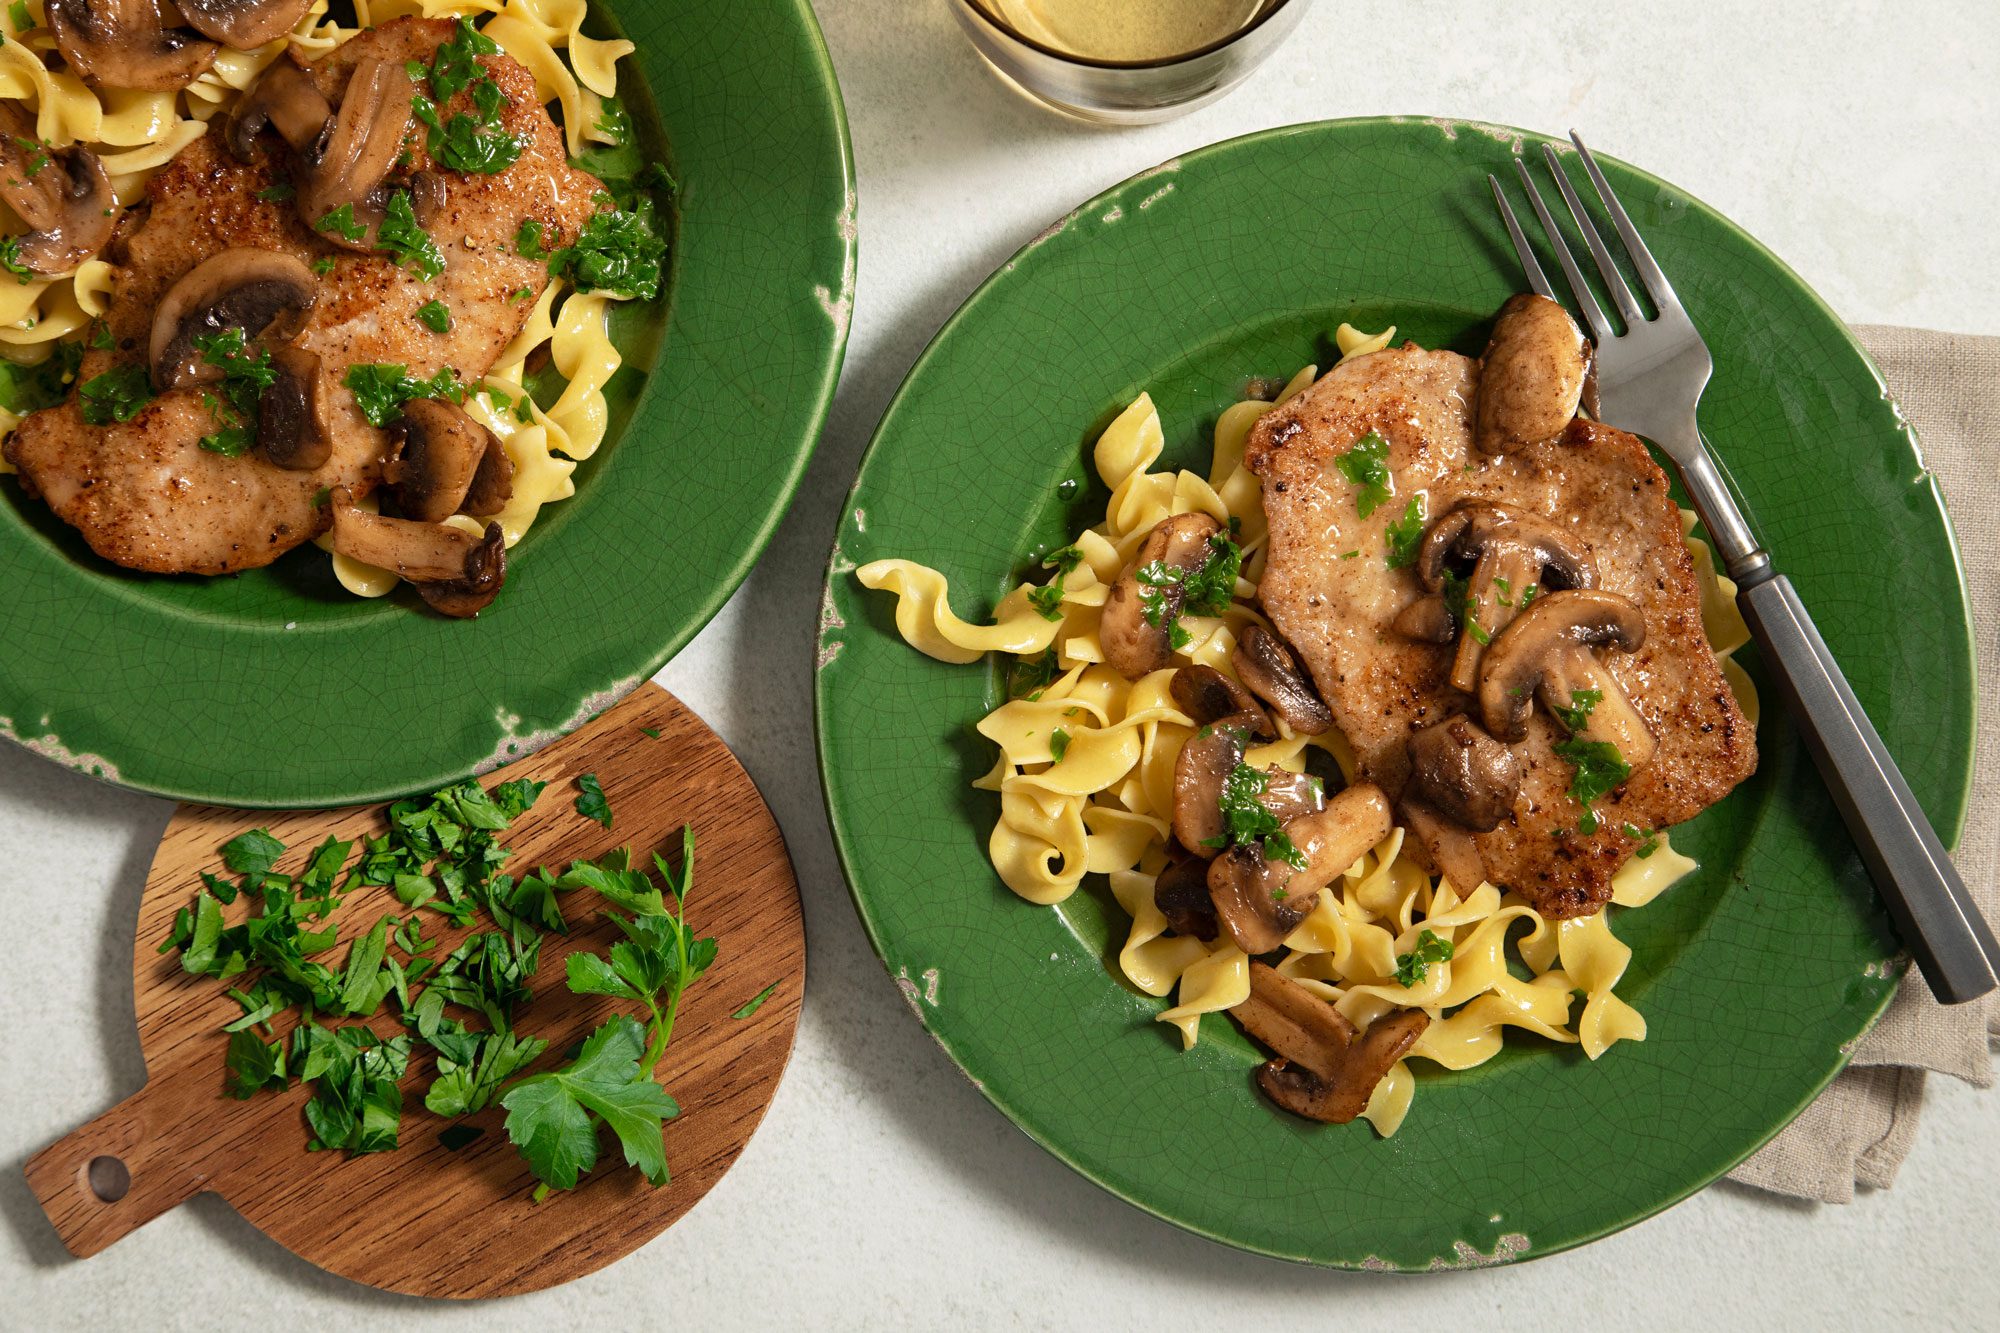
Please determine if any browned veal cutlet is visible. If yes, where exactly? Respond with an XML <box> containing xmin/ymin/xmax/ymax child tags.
<box><xmin>5</xmin><ymin>17</ymin><xmax>602</xmax><ymax>575</ymax></box>
<box><xmin>1246</xmin><ymin>344</ymin><xmax>1756</xmax><ymax>918</ymax></box>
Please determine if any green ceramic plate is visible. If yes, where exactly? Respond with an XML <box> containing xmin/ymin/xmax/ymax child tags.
<box><xmin>0</xmin><ymin>0</ymin><xmax>853</xmax><ymax>807</ymax></box>
<box><xmin>817</xmin><ymin>119</ymin><xmax>1975</xmax><ymax>1267</ymax></box>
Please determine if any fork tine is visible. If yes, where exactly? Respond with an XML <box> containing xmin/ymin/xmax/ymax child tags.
<box><xmin>1511</xmin><ymin>157</ymin><xmax>1613</xmax><ymax>343</ymax></box>
<box><xmin>1487</xmin><ymin>174</ymin><xmax>1554</xmax><ymax>300</ymax></box>
<box><xmin>1569</xmin><ymin>130</ymin><xmax>1686</xmax><ymax>318</ymax></box>
<box><xmin>1540</xmin><ymin>143</ymin><xmax>1646</xmax><ymax>326</ymax></box>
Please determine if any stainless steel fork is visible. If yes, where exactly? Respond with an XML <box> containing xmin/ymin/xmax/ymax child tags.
<box><xmin>1491</xmin><ymin>133</ymin><xmax>1999</xmax><ymax>1004</ymax></box>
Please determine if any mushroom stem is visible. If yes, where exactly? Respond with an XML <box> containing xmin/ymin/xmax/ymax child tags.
<box><xmin>296</xmin><ymin>56</ymin><xmax>415</xmax><ymax>252</ymax></box>
<box><xmin>1476</xmin><ymin>588</ymin><xmax>1657</xmax><ymax>769</ymax></box>
<box><xmin>225</xmin><ymin>55</ymin><xmax>333</xmax><ymax>159</ymax></box>
<box><xmin>1232</xmin><ymin>962</ymin><xmax>1429</xmax><ymax>1124</ymax></box>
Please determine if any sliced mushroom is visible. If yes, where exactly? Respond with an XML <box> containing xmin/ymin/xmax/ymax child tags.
<box><xmin>1414</xmin><ymin>501</ymin><xmax>1596</xmax><ymax>693</ymax></box>
<box><xmin>148</xmin><ymin>247</ymin><xmax>317</xmax><ymax>391</ymax></box>
<box><xmin>1476</xmin><ymin>292</ymin><xmax>1590</xmax><ymax>456</ymax></box>
<box><xmin>224</xmin><ymin>55</ymin><xmax>333</xmax><ymax>160</ymax></box>
<box><xmin>256</xmin><ymin>344</ymin><xmax>328</xmax><ymax>470</ymax></box>
<box><xmin>296</xmin><ymin>57</ymin><xmax>415</xmax><ymax>252</ymax></box>
<box><xmin>1100</xmin><ymin>511</ymin><xmax>1222</xmax><ymax>679</ymax></box>
<box><xmin>1396</xmin><ymin>800</ymin><xmax>1488</xmax><ymax>897</ymax></box>
<box><xmin>47</xmin><ymin>0</ymin><xmax>219</xmax><ymax>91</ymax></box>
<box><xmin>1232</xmin><ymin>624</ymin><xmax>1333</xmax><ymax>735</ymax></box>
<box><xmin>1406</xmin><ymin>714</ymin><xmax>1520</xmax><ymax>832</ymax></box>
<box><xmin>1206</xmin><ymin>784</ymin><xmax>1392</xmax><ymax>954</ymax></box>
<box><xmin>1171</xmin><ymin>714</ymin><xmax>1320</xmax><ymax>861</ymax></box>
<box><xmin>386</xmin><ymin>399</ymin><xmax>491</xmax><ymax>523</ymax></box>
<box><xmin>461</xmin><ymin>433</ymin><xmax>514</xmax><ymax>517</ymax></box>
<box><xmin>327</xmin><ymin>490</ymin><xmax>506</xmax><ymax>618</ymax></box>
<box><xmin>0</xmin><ymin>120</ymin><xmax>117</xmax><ymax>275</ymax></box>
<box><xmin>1153</xmin><ymin>852</ymin><xmax>1217</xmax><ymax>942</ymax></box>
<box><xmin>176</xmin><ymin>0</ymin><xmax>315</xmax><ymax>49</ymax></box>
<box><xmin>1477</xmin><ymin>588</ymin><xmax>1657</xmax><ymax>768</ymax></box>
<box><xmin>1169</xmin><ymin>665</ymin><xmax>1272</xmax><ymax>738</ymax></box>
<box><xmin>1235</xmin><ymin>962</ymin><xmax>1429</xmax><ymax>1125</ymax></box>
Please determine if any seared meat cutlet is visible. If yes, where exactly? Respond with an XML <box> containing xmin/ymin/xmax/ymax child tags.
<box><xmin>5</xmin><ymin>18</ymin><xmax>602</xmax><ymax>575</ymax></box>
<box><xmin>1246</xmin><ymin>345</ymin><xmax>1756</xmax><ymax>918</ymax></box>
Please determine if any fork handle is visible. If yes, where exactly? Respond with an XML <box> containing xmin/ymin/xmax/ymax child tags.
<box><xmin>1735</xmin><ymin>569</ymin><xmax>2000</xmax><ymax>1003</ymax></box>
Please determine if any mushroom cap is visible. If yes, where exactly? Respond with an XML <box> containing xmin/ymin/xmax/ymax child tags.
<box><xmin>1476</xmin><ymin>292</ymin><xmax>1589</xmax><ymax>456</ymax></box>
<box><xmin>147</xmin><ymin>247</ymin><xmax>318</xmax><ymax>391</ymax></box>
<box><xmin>224</xmin><ymin>54</ymin><xmax>333</xmax><ymax>160</ymax></box>
<box><xmin>0</xmin><ymin>133</ymin><xmax>118</xmax><ymax>275</ymax></box>
<box><xmin>256</xmin><ymin>344</ymin><xmax>330</xmax><ymax>471</ymax></box>
<box><xmin>1231</xmin><ymin>624</ymin><xmax>1333</xmax><ymax>736</ymax></box>
<box><xmin>296</xmin><ymin>56</ymin><xmax>415</xmax><ymax>252</ymax></box>
<box><xmin>461</xmin><ymin>432</ymin><xmax>516</xmax><ymax>518</ymax></box>
<box><xmin>387</xmin><ymin>399</ymin><xmax>492</xmax><ymax>523</ymax></box>
<box><xmin>48</xmin><ymin>0</ymin><xmax>219</xmax><ymax>91</ymax></box>
<box><xmin>1170</xmin><ymin>714</ymin><xmax>1251</xmax><ymax>857</ymax></box>
<box><xmin>1414</xmin><ymin>501</ymin><xmax>1595</xmax><ymax>594</ymax></box>
<box><xmin>1476</xmin><ymin>588</ymin><xmax>1647</xmax><ymax>741</ymax></box>
<box><xmin>1099</xmin><ymin>511</ymin><xmax>1223</xmax><ymax>679</ymax></box>
<box><xmin>1406</xmin><ymin>714</ymin><xmax>1521</xmax><ymax>832</ymax></box>
<box><xmin>176</xmin><ymin>0</ymin><xmax>316</xmax><ymax>50</ymax></box>
<box><xmin>1207</xmin><ymin>843</ymin><xmax>1317</xmax><ymax>955</ymax></box>
<box><xmin>1168</xmin><ymin>665</ymin><xmax>1272</xmax><ymax>738</ymax></box>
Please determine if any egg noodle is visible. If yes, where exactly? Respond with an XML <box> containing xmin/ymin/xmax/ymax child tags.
<box><xmin>859</xmin><ymin>325</ymin><xmax>1760</xmax><ymax>1136</ymax></box>
<box><xmin>0</xmin><ymin>0</ymin><xmax>636</xmax><ymax>596</ymax></box>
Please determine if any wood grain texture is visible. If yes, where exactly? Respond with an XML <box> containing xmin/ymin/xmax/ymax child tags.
<box><xmin>24</xmin><ymin>683</ymin><xmax>805</xmax><ymax>1298</ymax></box>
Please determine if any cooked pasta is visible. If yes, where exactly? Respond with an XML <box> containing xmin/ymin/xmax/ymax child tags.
<box><xmin>858</xmin><ymin>325</ymin><xmax>1760</xmax><ymax>1136</ymax></box>
<box><xmin>0</xmin><ymin>0</ymin><xmax>640</xmax><ymax>594</ymax></box>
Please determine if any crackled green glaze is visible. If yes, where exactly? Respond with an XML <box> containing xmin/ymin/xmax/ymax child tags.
<box><xmin>816</xmin><ymin>119</ymin><xmax>1974</xmax><ymax>1268</ymax></box>
<box><xmin>0</xmin><ymin>0</ymin><xmax>854</xmax><ymax>807</ymax></box>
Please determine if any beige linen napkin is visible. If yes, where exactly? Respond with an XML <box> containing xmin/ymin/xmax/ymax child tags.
<box><xmin>1727</xmin><ymin>326</ymin><xmax>2000</xmax><ymax>1202</ymax></box>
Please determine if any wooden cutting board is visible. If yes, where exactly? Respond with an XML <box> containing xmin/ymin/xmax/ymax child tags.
<box><xmin>23</xmin><ymin>683</ymin><xmax>804</xmax><ymax>1298</ymax></box>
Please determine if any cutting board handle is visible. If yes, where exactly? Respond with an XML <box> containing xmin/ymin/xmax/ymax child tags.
<box><xmin>24</xmin><ymin>1080</ymin><xmax>208</xmax><ymax>1258</ymax></box>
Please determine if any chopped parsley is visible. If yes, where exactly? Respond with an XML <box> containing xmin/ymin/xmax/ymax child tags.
<box><xmin>1199</xmin><ymin>761</ymin><xmax>1309</xmax><ymax>871</ymax></box>
<box><xmin>1334</xmin><ymin>429</ymin><xmax>1393</xmax><ymax>518</ymax></box>
<box><xmin>191</xmin><ymin>327</ymin><xmax>277</xmax><ymax>456</ymax></box>
<box><xmin>255</xmin><ymin>181</ymin><xmax>296</xmax><ymax>202</ymax></box>
<box><xmin>514</xmin><ymin>217</ymin><xmax>549</xmax><ymax>260</ymax></box>
<box><xmin>77</xmin><ymin>364</ymin><xmax>154</xmax><ymax>425</ymax></box>
<box><xmin>1493</xmin><ymin>575</ymin><xmax>1515</xmax><ymax>606</ymax></box>
<box><xmin>1009</xmin><ymin>647</ymin><xmax>1061</xmax><ymax>699</ymax></box>
<box><xmin>1137</xmin><ymin>533</ymin><xmax>1242</xmax><ymax>651</ymax></box>
<box><xmin>7</xmin><ymin>1</ymin><xmax>30</xmax><ymax>32</ymax></box>
<box><xmin>547</xmin><ymin>198</ymin><xmax>669</xmax><ymax>301</ymax></box>
<box><xmin>11</xmin><ymin>133</ymin><xmax>48</xmax><ymax>177</ymax></box>
<box><xmin>1027</xmin><ymin>582</ymin><xmax>1065</xmax><ymax>622</ymax></box>
<box><xmin>410</xmin><ymin>20</ymin><xmax>523</xmax><ymax>176</ymax></box>
<box><xmin>1551</xmin><ymin>687</ymin><xmax>1603</xmax><ymax>733</ymax></box>
<box><xmin>1621</xmin><ymin>822</ymin><xmax>1660</xmax><ymax>858</ymax></box>
<box><xmin>342</xmin><ymin>362</ymin><xmax>467</xmax><ymax>426</ymax></box>
<box><xmin>1040</xmin><ymin>544</ymin><xmax>1082</xmax><ymax>576</ymax></box>
<box><xmin>1394</xmin><ymin>928</ymin><xmax>1454</xmax><ymax>987</ymax></box>
<box><xmin>375</xmin><ymin>190</ymin><xmax>444</xmax><ymax>280</ymax></box>
<box><xmin>731</xmin><ymin>982</ymin><xmax>779</xmax><ymax>1020</ymax></box>
<box><xmin>639</xmin><ymin>727</ymin><xmax>662</xmax><ymax>739</ymax></box>
<box><xmin>1</xmin><ymin>234</ymin><xmax>34</xmax><ymax>284</ymax></box>
<box><xmin>1049</xmin><ymin>728</ymin><xmax>1071</xmax><ymax>763</ymax></box>
<box><xmin>574</xmin><ymin>772</ymin><xmax>612</xmax><ymax>828</ymax></box>
<box><xmin>314</xmin><ymin>202</ymin><xmax>368</xmax><ymax>243</ymax></box>
<box><xmin>311</xmin><ymin>256</ymin><xmax>336</xmax><ymax>276</ymax></box>
<box><xmin>1384</xmin><ymin>495</ymin><xmax>1426</xmax><ymax>569</ymax></box>
<box><xmin>0</xmin><ymin>339</ymin><xmax>81</xmax><ymax>415</ymax></box>
<box><xmin>593</xmin><ymin>96</ymin><xmax>632</xmax><ymax>146</ymax></box>
<box><xmin>1554</xmin><ymin>738</ymin><xmax>1632</xmax><ymax>829</ymax></box>
<box><xmin>414</xmin><ymin>298</ymin><xmax>452</xmax><ymax>333</ymax></box>
<box><xmin>88</xmin><ymin>321</ymin><xmax>114</xmax><ymax>350</ymax></box>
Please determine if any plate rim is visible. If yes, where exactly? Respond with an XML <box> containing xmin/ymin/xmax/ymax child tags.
<box><xmin>814</xmin><ymin>113</ymin><xmax>1975</xmax><ymax>1267</ymax></box>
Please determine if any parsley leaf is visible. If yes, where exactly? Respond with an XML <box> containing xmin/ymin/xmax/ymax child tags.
<box><xmin>1027</xmin><ymin>581</ymin><xmax>1065</xmax><ymax>622</ymax></box>
<box><xmin>1384</xmin><ymin>495</ymin><xmax>1426</xmax><ymax>569</ymax></box>
<box><xmin>514</xmin><ymin>218</ymin><xmax>549</xmax><ymax>260</ymax></box>
<box><xmin>1050</xmin><ymin>727</ymin><xmax>1071</xmax><ymax>763</ymax></box>
<box><xmin>191</xmin><ymin>328</ymin><xmax>277</xmax><ymax>455</ymax></box>
<box><xmin>1550</xmin><ymin>687</ymin><xmax>1602</xmax><ymax>733</ymax></box>
<box><xmin>0</xmin><ymin>340</ymin><xmax>79</xmax><ymax>414</ymax></box>
<box><xmin>501</xmin><ymin>1013</ymin><xmax>675</xmax><ymax>1189</ymax></box>
<box><xmin>1040</xmin><ymin>544</ymin><xmax>1082</xmax><ymax>576</ymax></box>
<box><xmin>574</xmin><ymin>773</ymin><xmax>612</xmax><ymax>828</ymax></box>
<box><xmin>547</xmin><ymin>199</ymin><xmax>668</xmax><ymax>300</ymax></box>
<box><xmin>314</xmin><ymin>202</ymin><xmax>367</xmax><ymax>242</ymax></box>
<box><xmin>1201</xmin><ymin>762</ymin><xmax>1309</xmax><ymax>871</ymax></box>
<box><xmin>414</xmin><ymin>298</ymin><xmax>452</xmax><ymax>333</ymax></box>
<box><xmin>1394</xmin><ymin>928</ymin><xmax>1454</xmax><ymax>987</ymax></box>
<box><xmin>343</xmin><ymin>362</ymin><xmax>467</xmax><ymax>426</ymax></box>
<box><xmin>0</xmin><ymin>233</ymin><xmax>33</xmax><ymax>284</ymax></box>
<box><xmin>78</xmin><ymin>364</ymin><xmax>154</xmax><ymax>425</ymax></box>
<box><xmin>1009</xmin><ymin>647</ymin><xmax>1061</xmax><ymax>699</ymax></box>
<box><xmin>221</xmin><ymin>827</ymin><xmax>287</xmax><ymax>877</ymax></box>
<box><xmin>7</xmin><ymin>2</ymin><xmax>30</xmax><ymax>33</ymax></box>
<box><xmin>254</xmin><ymin>181</ymin><xmax>295</xmax><ymax>202</ymax></box>
<box><xmin>226</xmin><ymin>1028</ymin><xmax>288</xmax><ymax>1098</ymax></box>
<box><xmin>311</xmin><ymin>256</ymin><xmax>336</xmax><ymax>276</ymax></box>
<box><xmin>593</xmin><ymin>95</ymin><xmax>631</xmax><ymax>146</ymax></box>
<box><xmin>1554</xmin><ymin>738</ymin><xmax>1632</xmax><ymax>810</ymax></box>
<box><xmin>375</xmin><ymin>191</ymin><xmax>444</xmax><ymax>280</ymax></box>
<box><xmin>1137</xmin><ymin>534</ymin><xmax>1241</xmax><ymax>645</ymax></box>
<box><xmin>731</xmin><ymin>982</ymin><xmax>779</xmax><ymax>1020</ymax></box>
<box><xmin>1334</xmin><ymin>430</ymin><xmax>1393</xmax><ymax>517</ymax></box>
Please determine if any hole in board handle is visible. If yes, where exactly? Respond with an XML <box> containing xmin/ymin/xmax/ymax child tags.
<box><xmin>87</xmin><ymin>1156</ymin><xmax>130</xmax><ymax>1203</ymax></box>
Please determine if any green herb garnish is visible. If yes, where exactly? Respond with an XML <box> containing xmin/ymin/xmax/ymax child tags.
<box><xmin>0</xmin><ymin>234</ymin><xmax>32</xmax><ymax>284</ymax></box>
<box><xmin>1027</xmin><ymin>581</ymin><xmax>1065</xmax><ymax>622</ymax></box>
<box><xmin>1199</xmin><ymin>761</ymin><xmax>1309</xmax><ymax>871</ymax></box>
<box><xmin>415</xmin><ymin>298</ymin><xmax>452</xmax><ymax>333</ymax></box>
<box><xmin>515</xmin><ymin>217</ymin><xmax>549</xmax><ymax>260</ymax></box>
<box><xmin>255</xmin><ymin>181</ymin><xmax>295</xmax><ymax>202</ymax></box>
<box><xmin>731</xmin><ymin>982</ymin><xmax>779</xmax><ymax>1020</ymax></box>
<box><xmin>1394</xmin><ymin>928</ymin><xmax>1454</xmax><ymax>987</ymax></box>
<box><xmin>1551</xmin><ymin>687</ymin><xmax>1602</xmax><ymax>733</ymax></box>
<box><xmin>77</xmin><ymin>364</ymin><xmax>154</xmax><ymax>425</ymax></box>
<box><xmin>1040</xmin><ymin>544</ymin><xmax>1082</xmax><ymax>576</ymax></box>
<box><xmin>375</xmin><ymin>190</ymin><xmax>444</xmax><ymax>280</ymax></box>
<box><xmin>1009</xmin><ymin>647</ymin><xmax>1061</xmax><ymax>699</ymax></box>
<box><xmin>314</xmin><ymin>202</ymin><xmax>368</xmax><ymax>243</ymax></box>
<box><xmin>1334</xmin><ymin>429</ymin><xmax>1392</xmax><ymax>518</ymax></box>
<box><xmin>574</xmin><ymin>773</ymin><xmax>612</xmax><ymax>828</ymax></box>
<box><xmin>1384</xmin><ymin>495</ymin><xmax>1425</xmax><ymax>569</ymax></box>
<box><xmin>593</xmin><ymin>96</ymin><xmax>631</xmax><ymax>146</ymax></box>
<box><xmin>1049</xmin><ymin>728</ymin><xmax>1071</xmax><ymax>763</ymax></box>
<box><xmin>1554</xmin><ymin>738</ymin><xmax>1631</xmax><ymax>811</ymax></box>
<box><xmin>191</xmin><ymin>327</ymin><xmax>277</xmax><ymax>455</ymax></box>
<box><xmin>342</xmin><ymin>362</ymin><xmax>467</xmax><ymax>426</ymax></box>
<box><xmin>547</xmin><ymin>199</ymin><xmax>668</xmax><ymax>301</ymax></box>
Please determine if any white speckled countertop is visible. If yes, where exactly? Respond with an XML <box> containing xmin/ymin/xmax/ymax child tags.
<box><xmin>3</xmin><ymin>2</ymin><xmax>1994</xmax><ymax>1326</ymax></box>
